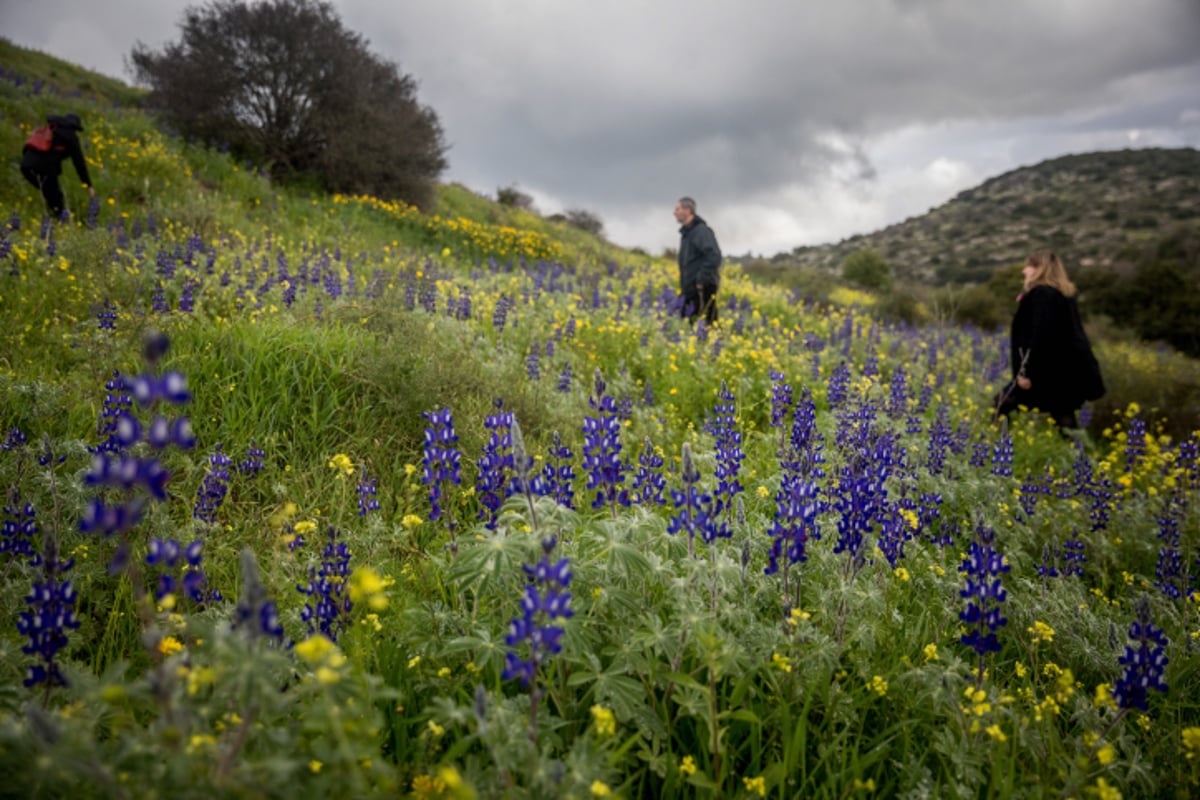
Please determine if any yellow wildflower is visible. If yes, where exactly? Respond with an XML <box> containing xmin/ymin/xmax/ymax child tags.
<box><xmin>590</xmin><ymin>704</ymin><xmax>616</xmax><ymax>736</ymax></box>
<box><xmin>985</xmin><ymin>724</ymin><xmax>1006</xmax><ymax>742</ymax></box>
<box><xmin>743</xmin><ymin>775</ymin><xmax>766</xmax><ymax>796</ymax></box>
<box><xmin>1028</xmin><ymin>621</ymin><xmax>1055</xmax><ymax>643</ymax></box>
<box><xmin>1097</xmin><ymin>743</ymin><xmax>1116</xmax><ymax>765</ymax></box>
<box><xmin>894</xmin><ymin>566</ymin><xmax>911</xmax><ymax>582</ymax></box>
<box><xmin>158</xmin><ymin>636</ymin><xmax>184</xmax><ymax>656</ymax></box>
<box><xmin>923</xmin><ymin>643</ymin><xmax>939</xmax><ymax>662</ymax></box>
<box><xmin>679</xmin><ymin>755</ymin><xmax>697</xmax><ymax>776</ymax></box>
<box><xmin>869</xmin><ymin>675</ymin><xmax>888</xmax><ymax>697</ymax></box>
<box><xmin>309</xmin><ymin>760</ymin><xmax>323</xmax><ymax>773</ymax></box>
<box><xmin>1182</xmin><ymin>727</ymin><xmax>1200</xmax><ymax>759</ymax></box>
<box><xmin>295</xmin><ymin>634</ymin><xmax>335</xmax><ymax>666</ymax></box>
<box><xmin>1088</xmin><ymin>777</ymin><xmax>1122</xmax><ymax>800</ymax></box>
<box><xmin>590</xmin><ymin>781</ymin><xmax>612</xmax><ymax>797</ymax></box>
<box><xmin>348</xmin><ymin>566</ymin><xmax>389</xmax><ymax>610</ymax></box>
<box><xmin>427</xmin><ymin>719</ymin><xmax>445</xmax><ymax>737</ymax></box>
<box><xmin>327</xmin><ymin>453</ymin><xmax>355</xmax><ymax>476</ymax></box>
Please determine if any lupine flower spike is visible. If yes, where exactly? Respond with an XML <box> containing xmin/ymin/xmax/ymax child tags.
<box><xmin>1112</xmin><ymin>595</ymin><xmax>1169</xmax><ymax>713</ymax></box>
<box><xmin>959</xmin><ymin>522</ymin><xmax>1010</xmax><ymax>684</ymax></box>
<box><xmin>503</xmin><ymin>535</ymin><xmax>573</xmax><ymax>742</ymax></box>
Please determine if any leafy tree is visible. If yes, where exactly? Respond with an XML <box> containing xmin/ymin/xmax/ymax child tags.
<box><xmin>564</xmin><ymin>209</ymin><xmax>605</xmax><ymax>238</ymax></box>
<box><xmin>130</xmin><ymin>0</ymin><xmax>447</xmax><ymax>208</ymax></box>
<box><xmin>841</xmin><ymin>248</ymin><xmax>892</xmax><ymax>291</ymax></box>
<box><xmin>497</xmin><ymin>185</ymin><xmax>536</xmax><ymax>212</ymax></box>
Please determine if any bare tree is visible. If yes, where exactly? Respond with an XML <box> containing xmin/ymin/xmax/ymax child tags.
<box><xmin>130</xmin><ymin>0</ymin><xmax>447</xmax><ymax>208</ymax></box>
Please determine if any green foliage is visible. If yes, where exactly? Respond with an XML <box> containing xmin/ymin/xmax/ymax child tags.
<box><xmin>841</xmin><ymin>248</ymin><xmax>892</xmax><ymax>291</ymax></box>
<box><xmin>129</xmin><ymin>0</ymin><xmax>447</xmax><ymax>209</ymax></box>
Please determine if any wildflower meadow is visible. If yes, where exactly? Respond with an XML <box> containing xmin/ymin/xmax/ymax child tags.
<box><xmin>1</xmin><ymin>44</ymin><xmax>1199</xmax><ymax>799</ymax></box>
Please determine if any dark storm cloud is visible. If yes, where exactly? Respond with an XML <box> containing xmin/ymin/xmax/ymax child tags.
<box><xmin>4</xmin><ymin>0</ymin><xmax>1199</xmax><ymax>251</ymax></box>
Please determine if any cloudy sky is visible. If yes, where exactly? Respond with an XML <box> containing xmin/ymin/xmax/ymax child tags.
<box><xmin>4</xmin><ymin>0</ymin><xmax>1199</xmax><ymax>255</ymax></box>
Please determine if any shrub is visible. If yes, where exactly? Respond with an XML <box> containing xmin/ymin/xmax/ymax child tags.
<box><xmin>841</xmin><ymin>248</ymin><xmax>892</xmax><ymax>291</ymax></box>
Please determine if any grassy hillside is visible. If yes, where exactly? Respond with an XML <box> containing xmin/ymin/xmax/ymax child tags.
<box><xmin>1</xmin><ymin>39</ymin><xmax>1200</xmax><ymax>800</ymax></box>
<box><xmin>773</xmin><ymin>148</ymin><xmax>1200</xmax><ymax>284</ymax></box>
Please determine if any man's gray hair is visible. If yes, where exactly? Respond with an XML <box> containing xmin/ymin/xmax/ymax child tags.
<box><xmin>677</xmin><ymin>196</ymin><xmax>696</xmax><ymax>213</ymax></box>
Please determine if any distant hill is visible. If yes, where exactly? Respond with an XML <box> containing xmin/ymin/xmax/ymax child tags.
<box><xmin>776</xmin><ymin>148</ymin><xmax>1200</xmax><ymax>284</ymax></box>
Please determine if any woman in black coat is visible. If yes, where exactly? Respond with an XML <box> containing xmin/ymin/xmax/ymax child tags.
<box><xmin>997</xmin><ymin>251</ymin><xmax>1104</xmax><ymax>429</ymax></box>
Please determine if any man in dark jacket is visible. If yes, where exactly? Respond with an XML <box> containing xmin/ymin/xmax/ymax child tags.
<box><xmin>21</xmin><ymin>113</ymin><xmax>95</xmax><ymax>219</ymax></box>
<box><xmin>674</xmin><ymin>196</ymin><xmax>722</xmax><ymax>324</ymax></box>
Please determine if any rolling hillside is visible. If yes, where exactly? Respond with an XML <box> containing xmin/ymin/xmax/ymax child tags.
<box><xmin>779</xmin><ymin>148</ymin><xmax>1200</xmax><ymax>284</ymax></box>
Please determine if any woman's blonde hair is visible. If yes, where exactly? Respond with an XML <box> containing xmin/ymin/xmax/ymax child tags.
<box><xmin>1023</xmin><ymin>250</ymin><xmax>1076</xmax><ymax>297</ymax></box>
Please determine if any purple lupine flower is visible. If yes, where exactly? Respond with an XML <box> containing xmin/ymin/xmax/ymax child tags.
<box><xmin>297</xmin><ymin>527</ymin><xmax>353</xmax><ymax>642</ymax></box>
<box><xmin>538</xmin><ymin>431</ymin><xmax>575</xmax><ymax>510</ymax></box>
<box><xmin>81</xmin><ymin>338</ymin><xmax>193</xmax><ymax>563</ymax></box>
<box><xmin>1154</xmin><ymin>497</ymin><xmax>1184</xmax><ymax>599</ymax></box>
<box><xmin>641</xmin><ymin>382</ymin><xmax>655</xmax><ymax>407</ymax></box>
<box><xmin>1087</xmin><ymin>479</ymin><xmax>1115</xmax><ymax>533</ymax></box>
<box><xmin>784</xmin><ymin>388</ymin><xmax>825</xmax><ymax>479</ymax></box>
<box><xmin>476</xmin><ymin>408</ymin><xmax>514</xmax><ymax>530</ymax></box>
<box><xmin>356</xmin><ymin>466</ymin><xmax>381</xmax><ymax>517</ymax></box>
<box><xmin>1124</xmin><ymin>416</ymin><xmax>1146</xmax><ymax>471</ymax></box>
<box><xmin>826</xmin><ymin>362</ymin><xmax>851</xmax><ymax>407</ymax></box>
<box><xmin>667</xmin><ymin>443</ymin><xmax>723</xmax><ymax>557</ymax></box>
<box><xmin>1037</xmin><ymin>541</ymin><xmax>1060</xmax><ymax>580</ymax></box>
<box><xmin>862</xmin><ymin>354</ymin><xmax>879</xmax><ymax>381</ymax></box>
<box><xmin>1</xmin><ymin>493</ymin><xmax>41</xmax><ymax>565</ymax></box>
<box><xmin>632</xmin><ymin>437</ymin><xmax>667</xmax><ymax>506</ymax></box>
<box><xmin>886</xmin><ymin>367</ymin><xmax>908</xmax><ymax>420</ymax></box>
<box><xmin>959</xmin><ymin>523</ymin><xmax>1010</xmax><ymax>663</ymax></box>
<box><xmin>991</xmin><ymin>424</ymin><xmax>1014</xmax><ymax>478</ymax></box>
<box><xmin>1061</xmin><ymin>536</ymin><xmax>1086</xmax><ymax>577</ymax></box>
<box><xmin>178</xmin><ymin>279</ymin><xmax>197</xmax><ymax>313</ymax></box>
<box><xmin>705</xmin><ymin>381</ymin><xmax>744</xmax><ymax>518</ymax></box>
<box><xmin>90</xmin><ymin>376</ymin><xmax>132</xmax><ymax>455</ymax></box>
<box><xmin>526</xmin><ymin>344</ymin><xmax>540</xmax><ymax>382</ymax></box>
<box><xmin>17</xmin><ymin>541</ymin><xmax>79</xmax><ymax>688</ymax></box>
<box><xmin>765</xmin><ymin>473</ymin><xmax>819</xmax><ymax>579</ymax></box>
<box><xmin>504</xmin><ymin>535</ymin><xmax>573</xmax><ymax>692</ymax></box>
<box><xmin>557</xmin><ymin>363</ymin><xmax>573</xmax><ymax>393</ymax></box>
<box><xmin>1112</xmin><ymin>596</ymin><xmax>1169</xmax><ymax>712</ymax></box>
<box><xmin>877</xmin><ymin>499</ymin><xmax>915</xmax><ymax>569</ymax></box>
<box><xmin>492</xmin><ymin>294</ymin><xmax>513</xmax><ymax>334</ymax></box>
<box><xmin>1</xmin><ymin>427</ymin><xmax>27</xmax><ymax>452</ymax></box>
<box><xmin>421</xmin><ymin>408</ymin><xmax>462</xmax><ymax>526</ymax></box>
<box><xmin>193</xmin><ymin>444</ymin><xmax>232</xmax><ymax>524</ymax></box>
<box><xmin>582</xmin><ymin>369</ymin><xmax>630</xmax><ymax>514</ymax></box>
<box><xmin>969</xmin><ymin>440</ymin><xmax>990</xmax><ymax>469</ymax></box>
<box><xmin>237</xmin><ymin>440</ymin><xmax>265</xmax><ymax>475</ymax></box>
<box><xmin>146</xmin><ymin>537</ymin><xmax>217</xmax><ymax>604</ymax></box>
<box><xmin>151</xmin><ymin>285</ymin><xmax>169</xmax><ymax>314</ymax></box>
<box><xmin>233</xmin><ymin>547</ymin><xmax>285</xmax><ymax>644</ymax></box>
<box><xmin>96</xmin><ymin>301</ymin><xmax>117</xmax><ymax>331</ymax></box>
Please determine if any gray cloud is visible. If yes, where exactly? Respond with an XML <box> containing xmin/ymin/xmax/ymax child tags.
<box><xmin>4</xmin><ymin>0</ymin><xmax>1198</xmax><ymax>253</ymax></box>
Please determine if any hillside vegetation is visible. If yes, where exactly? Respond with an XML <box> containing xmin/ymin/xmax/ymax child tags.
<box><xmin>1</xmin><ymin>38</ymin><xmax>1200</xmax><ymax>800</ymax></box>
<box><xmin>776</xmin><ymin>148</ymin><xmax>1200</xmax><ymax>284</ymax></box>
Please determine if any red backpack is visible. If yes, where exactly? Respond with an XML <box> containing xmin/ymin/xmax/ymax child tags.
<box><xmin>24</xmin><ymin>122</ymin><xmax>56</xmax><ymax>152</ymax></box>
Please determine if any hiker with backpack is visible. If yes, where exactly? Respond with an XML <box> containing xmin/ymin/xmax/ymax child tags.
<box><xmin>20</xmin><ymin>113</ymin><xmax>95</xmax><ymax>220</ymax></box>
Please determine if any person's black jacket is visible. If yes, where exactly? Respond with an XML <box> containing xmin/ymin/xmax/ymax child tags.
<box><xmin>22</xmin><ymin>114</ymin><xmax>91</xmax><ymax>187</ymax></box>
<box><xmin>1009</xmin><ymin>284</ymin><xmax>1104</xmax><ymax>413</ymax></box>
<box><xmin>678</xmin><ymin>216</ymin><xmax>722</xmax><ymax>290</ymax></box>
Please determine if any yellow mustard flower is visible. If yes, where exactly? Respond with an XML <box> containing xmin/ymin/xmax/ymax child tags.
<box><xmin>590</xmin><ymin>704</ymin><xmax>616</xmax><ymax>736</ymax></box>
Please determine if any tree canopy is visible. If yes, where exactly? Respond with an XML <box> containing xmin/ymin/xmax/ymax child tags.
<box><xmin>131</xmin><ymin>0</ymin><xmax>447</xmax><ymax>208</ymax></box>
